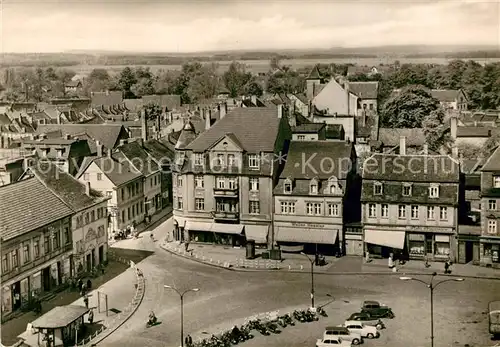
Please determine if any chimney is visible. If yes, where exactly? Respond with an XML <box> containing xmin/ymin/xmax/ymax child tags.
<box><xmin>277</xmin><ymin>105</ymin><xmax>283</xmax><ymax>119</ymax></box>
<box><xmin>64</xmin><ymin>134</ymin><xmax>71</xmax><ymax>140</ymax></box>
<box><xmin>450</xmin><ymin>116</ymin><xmax>457</xmax><ymax>140</ymax></box>
<box><xmin>423</xmin><ymin>143</ymin><xmax>428</xmax><ymax>155</ymax></box>
<box><xmin>251</xmin><ymin>95</ymin><xmax>257</xmax><ymax>105</ymax></box>
<box><xmin>399</xmin><ymin>136</ymin><xmax>406</xmax><ymax>155</ymax></box>
<box><xmin>345</xmin><ymin>82</ymin><xmax>351</xmax><ymax>116</ymax></box>
<box><xmin>156</xmin><ymin>115</ymin><xmax>161</xmax><ymax>136</ymax></box>
<box><xmin>362</xmin><ymin>110</ymin><xmax>366</xmax><ymax>127</ymax></box>
<box><xmin>96</xmin><ymin>140</ymin><xmax>103</xmax><ymax>157</ymax></box>
<box><xmin>205</xmin><ymin>108</ymin><xmax>211</xmax><ymax>130</ymax></box>
<box><xmin>141</xmin><ymin>109</ymin><xmax>148</xmax><ymax>141</ymax></box>
<box><xmin>220</xmin><ymin>103</ymin><xmax>226</xmax><ymax>119</ymax></box>
<box><xmin>85</xmin><ymin>182</ymin><xmax>91</xmax><ymax>197</ymax></box>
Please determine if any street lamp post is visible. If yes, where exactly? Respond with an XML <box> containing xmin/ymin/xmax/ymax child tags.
<box><xmin>300</xmin><ymin>252</ymin><xmax>315</xmax><ymax>308</ymax></box>
<box><xmin>164</xmin><ymin>285</ymin><xmax>200</xmax><ymax>347</ymax></box>
<box><xmin>400</xmin><ymin>272</ymin><xmax>464</xmax><ymax>347</ymax></box>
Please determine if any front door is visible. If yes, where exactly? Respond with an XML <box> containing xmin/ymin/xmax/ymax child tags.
<box><xmin>57</xmin><ymin>262</ymin><xmax>62</xmax><ymax>286</ymax></box>
<box><xmin>11</xmin><ymin>282</ymin><xmax>21</xmax><ymax>310</ymax></box>
<box><xmin>465</xmin><ymin>241</ymin><xmax>474</xmax><ymax>263</ymax></box>
<box><xmin>91</xmin><ymin>249</ymin><xmax>95</xmax><ymax>269</ymax></box>
<box><xmin>42</xmin><ymin>267</ymin><xmax>51</xmax><ymax>292</ymax></box>
<box><xmin>425</xmin><ymin>234</ymin><xmax>433</xmax><ymax>258</ymax></box>
<box><xmin>86</xmin><ymin>254</ymin><xmax>91</xmax><ymax>272</ymax></box>
<box><xmin>99</xmin><ymin>246</ymin><xmax>104</xmax><ymax>265</ymax></box>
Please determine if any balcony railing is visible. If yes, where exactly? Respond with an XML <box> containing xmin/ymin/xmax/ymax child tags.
<box><xmin>213</xmin><ymin>211</ymin><xmax>239</xmax><ymax>221</ymax></box>
<box><xmin>214</xmin><ymin>186</ymin><xmax>239</xmax><ymax>197</ymax></box>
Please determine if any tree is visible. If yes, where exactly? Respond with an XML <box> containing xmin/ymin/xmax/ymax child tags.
<box><xmin>118</xmin><ymin>67</ymin><xmax>137</xmax><ymax>98</ymax></box>
<box><xmin>155</xmin><ymin>70</ymin><xmax>181</xmax><ymax>94</ymax></box>
<box><xmin>222</xmin><ymin>61</ymin><xmax>252</xmax><ymax>97</ymax></box>
<box><xmin>143</xmin><ymin>102</ymin><xmax>162</xmax><ymax>121</ymax></box>
<box><xmin>244</xmin><ymin>81</ymin><xmax>263</xmax><ymax>97</ymax></box>
<box><xmin>186</xmin><ymin>63</ymin><xmax>220</xmax><ymax>102</ymax></box>
<box><xmin>83</xmin><ymin>68</ymin><xmax>111</xmax><ymax>95</ymax></box>
<box><xmin>131</xmin><ymin>77</ymin><xmax>155</xmax><ymax>97</ymax></box>
<box><xmin>481</xmin><ymin>132</ymin><xmax>500</xmax><ymax>158</ymax></box>
<box><xmin>380</xmin><ymin>85</ymin><xmax>440</xmax><ymax>128</ymax></box>
<box><xmin>422</xmin><ymin>108</ymin><xmax>450</xmax><ymax>151</ymax></box>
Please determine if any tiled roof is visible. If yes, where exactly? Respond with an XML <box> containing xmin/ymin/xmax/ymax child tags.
<box><xmin>481</xmin><ymin>146</ymin><xmax>500</xmax><ymax>172</ymax></box>
<box><xmin>176</xmin><ymin>122</ymin><xmax>198</xmax><ymax>150</ymax></box>
<box><xmin>307</xmin><ymin>65</ymin><xmax>322</xmax><ymax>80</ymax></box>
<box><xmin>0</xmin><ymin>178</ymin><xmax>74</xmax><ymax>241</ymax></box>
<box><xmin>117</xmin><ymin>140</ymin><xmax>160</xmax><ymax>176</ymax></box>
<box><xmin>377</xmin><ymin>128</ymin><xmax>426</xmax><ymax>147</ymax></box>
<box><xmin>456</xmin><ymin>126</ymin><xmax>491</xmax><ymax>138</ymax></box>
<box><xmin>280</xmin><ymin>140</ymin><xmax>353</xmax><ymax>180</ymax></box>
<box><xmin>242</xmin><ymin>99</ymin><xmax>257</xmax><ymax>107</ymax></box>
<box><xmin>294</xmin><ymin>93</ymin><xmax>308</xmax><ymax>104</ymax></box>
<box><xmin>65</xmin><ymin>80</ymin><xmax>81</xmax><ymax>87</ymax></box>
<box><xmin>142</xmin><ymin>94</ymin><xmax>181</xmax><ymax>111</ymax></box>
<box><xmin>124</xmin><ymin>98</ymin><xmax>143</xmax><ymax>112</ymax></box>
<box><xmin>77</xmin><ymin>154</ymin><xmax>143</xmax><ymax>186</ymax></box>
<box><xmin>91</xmin><ymin>91</ymin><xmax>123</xmax><ymax>107</ymax></box>
<box><xmin>143</xmin><ymin>139</ymin><xmax>175</xmax><ymax>162</ymax></box>
<box><xmin>29</xmin><ymin>161</ymin><xmax>106</xmax><ymax>211</ymax></box>
<box><xmin>431</xmin><ymin>89</ymin><xmax>460</xmax><ymax>102</ymax></box>
<box><xmin>362</xmin><ymin>154</ymin><xmax>460</xmax><ymax>182</ymax></box>
<box><xmin>291</xmin><ymin>123</ymin><xmax>325</xmax><ymax>133</ymax></box>
<box><xmin>36</xmin><ymin>124</ymin><xmax>127</xmax><ymax>150</ymax></box>
<box><xmin>348</xmin><ymin>82</ymin><xmax>379</xmax><ymax>99</ymax></box>
<box><xmin>325</xmin><ymin>124</ymin><xmax>344</xmax><ymax>139</ymax></box>
<box><xmin>295</xmin><ymin>113</ymin><xmax>311</xmax><ymax>126</ymax></box>
<box><xmin>186</xmin><ymin>107</ymin><xmax>287</xmax><ymax>153</ymax></box>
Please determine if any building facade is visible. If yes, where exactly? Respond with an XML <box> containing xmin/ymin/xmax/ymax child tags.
<box><xmin>361</xmin><ymin>137</ymin><xmax>460</xmax><ymax>261</ymax></box>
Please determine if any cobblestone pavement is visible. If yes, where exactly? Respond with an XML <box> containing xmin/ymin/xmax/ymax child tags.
<box><xmin>98</xmin><ymin>217</ymin><xmax>498</xmax><ymax>347</ymax></box>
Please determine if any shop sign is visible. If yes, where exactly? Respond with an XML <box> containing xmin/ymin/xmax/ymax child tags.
<box><xmin>291</xmin><ymin>222</ymin><xmax>325</xmax><ymax>228</ymax></box>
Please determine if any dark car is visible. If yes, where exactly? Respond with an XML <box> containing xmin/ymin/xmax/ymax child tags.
<box><xmin>347</xmin><ymin>312</ymin><xmax>385</xmax><ymax>330</ymax></box>
<box><xmin>360</xmin><ymin>301</ymin><xmax>395</xmax><ymax>319</ymax></box>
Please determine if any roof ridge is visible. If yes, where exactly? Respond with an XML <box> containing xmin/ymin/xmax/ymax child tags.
<box><xmin>30</xmin><ymin>168</ymin><xmax>76</xmax><ymax>212</ymax></box>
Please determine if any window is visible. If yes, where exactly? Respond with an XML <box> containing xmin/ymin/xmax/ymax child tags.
<box><xmin>250</xmin><ymin>177</ymin><xmax>259</xmax><ymax>191</ymax></box>
<box><xmin>297</xmin><ymin>135</ymin><xmax>306</xmax><ymax>140</ymax></box>
<box><xmin>488</xmin><ymin>220</ymin><xmax>497</xmax><ymax>234</ymax></box>
<box><xmin>44</xmin><ymin>234</ymin><xmax>50</xmax><ymax>253</ymax></box>
<box><xmin>429</xmin><ymin>185</ymin><xmax>439</xmax><ymax>198</ymax></box>
<box><xmin>83</xmin><ymin>173</ymin><xmax>89</xmax><ymax>181</ymax></box>
<box><xmin>398</xmin><ymin>205</ymin><xmax>406</xmax><ymax>218</ymax></box>
<box><xmin>249</xmin><ymin>201</ymin><xmax>260</xmax><ymax>214</ymax></box>
<box><xmin>328</xmin><ymin>203</ymin><xmax>339</xmax><ymax>216</ymax></box>
<box><xmin>439</xmin><ymin>207</ymin><xmax>448</xmax><ymax>220</ymax></box>
<box><xmin>374</xmin><ymin>183</ymin><xmax>383</xmax><ymax>195</ymax></box>
<box><xmin>494</xmin><ymin>176</ymin><xmax>500</xmax><ymax>188</ymax></box>
<box><xmin>381</xmin><ymin>204</ymin><xmax>389</xmax><ymax>218</ymax></box>
<box><xmin>97</xmin><ymin>173</ymin><xmax>102</xmax><ymax>181</ymax></box>
<box><xmin>106</xmin><ymin>191</ymin><xmax>112</xmax><ymax>197</ymax></box>
<box><xmin>280</xmin><ymin>201</ymin><xmax>296</xmax><ymax>214</ymax></box>
<box><xmin>228</xmin><ymin>154</ymin><xmax>236</xmax><ymax>166</ymax></box>
<box><xmin>284</xmin><ymin>179</ymin><xmax>292</xmax><ymax>194</ymax></box>
<box><xmin>217</xmin><ymin>153</ymin><xmax>225</xmax><ymax>166</ymax></box>
<box><xmin>216</xmin><ymin>176</ymin><xmax>225</xmax><ymax>189</ymax></box>
<box><xmin>411</xmin><ymin>205</ymin><xmax>419</xmax><ymax>219</ymax></box>
<box><xmin>2</xmin><ymin>254</ymin><xmax>8</xmax><ymax>273</ymax></box>
<box><xmin>33</xmin><ymin>238</ymin><xmax>40</xmax><ymax>258</ymax></box>
<box><xmin>121</xmin><ymin>210</ymin><xmax>125</xmax><ymax>223</ymax></box>
<box><xmin>195</xmin><ymin>198</ymin><xmax>205</xmax><ymax>211</ymax></box>
<box><xmin>91</xmin><ymin>210</ymin><xmax>95</xmax><ymax>222</ymax></box>
<box><xmin>427</xmin><ymin>206</ymin><xmax>435</xmax><ymax>220</ymax></box>
<box><xmin>23</xmin><ymin>243</ymin><xmax>30</xmax><ymax>263</ymax></box>
<box><xmin>194</xmin><ymin>153</ymin><xmax>204</xmax><ymax>166</ymax></box>
<box><xmin>178</xmin><ymin>197</ymin><xmax>183</xmax><ymax>210</ymax></box>
<box><xmin>248</xmin><ymin>154</ymin><xmax>260</xmax><ymax>169</ymax></box>
<box><xmin>228</xmin><ymin>177</ymin><xmax>237</xmax><ymax>190</ymax></box>
<box><xmin>195</xmin><ymin>175</ymin><xmax>204</xmax><ymax>188</ymax></box>
<box><xmin>177</xmin><ymin>176</ymin><xmax>183</xmax><ymax>187</ymax></box>
<box><xmin>53</xmin><ymin>232</ymin><xmax>60</xmax><ymax>249</ymax></box>
<box><xmin>121</xmin><ymin>189</ymin><xmax>125</xmax><ymax>200</ymax></box>
<box><xmin>368</xmin><ymin>204</ymin><xmax>376</xmax><ymax>218</ymax></box>
<box><xmin>489</xmin><ymin>200</ymin><xmax>497</xmax><ymax>210</ymax></box>
<box><xmin>306</xmin><ymin>202</ymin><xmax>322</xmax><ymax>215</ymax></box>
<box><xmin>64</xmin><ymin>227</ymin><xmax>70</xmax><ymax>244</ymax></box>
<box><xmin>310</xmin><ymin>180</ymin><xmax>318</xmax><ymax>194</ymax></box>
<box><xmin>369</xmin><ymin>104</ymin><xmax>374</xmax><ymax>110</ymax></box>
<box><xmin>11</xmin><ymin>250</ymin><xmax>18</xmax><ymax>268</ymax></box>
<box><xmin>402</xmin><ymin>184</ymin><xmax>412</xmax><ymax>196</ymax></box>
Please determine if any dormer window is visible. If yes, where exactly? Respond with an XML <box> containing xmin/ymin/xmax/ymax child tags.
<box><xmin>328</xmin><ymin>176</ymin><xmax>340</xmax><ymax>194</ymax></box>
<box><xmin>284</xmin><ymin>178</ymin><xmax>292</xmax><ymax>194</ymax></box>
<box><xmin>402</xmin><ymin>183</ymin><xmax>412</xmax><ymax>196</ymax></box>
<box><xmin>494</xmin><ymin>176</ymin><xmax>500</xmax><ymax>188</ymax></box>
<box><xmin>374</xmin><ymin>182</ymin><xmax>383</xmax><ymax>195</ymax></box>
<box><xmin>310</xmin><ymin>179</ymin><xmax>318</xmax><ymax>194</ymax></box>
<box><xmin>194</xmin><ymin>153</ymin><xmax>204</xmax><ymax>166</ymax></box>
<box><xmin>429</xmin><ymin>184</ymin><xmax>439</xmax><ymax>198</ymax></box>
<box><xmin>248</xmin><ymin>154</ymin><xmax>260</xmax><ymax>170</ymax></box>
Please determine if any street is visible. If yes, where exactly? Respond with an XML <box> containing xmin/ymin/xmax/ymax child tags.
<box><xmin>98</xmin><ymin>217</ymin><xmax>498</xmax><ymax>347</ymax></box>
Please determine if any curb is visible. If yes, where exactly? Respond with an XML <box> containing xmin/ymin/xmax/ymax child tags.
<box><xmin>160</xmin><ymin>244</ymin><xmax>500</xmax><ymax>281</ymax></box>
<box><xmin>81</xmin><ymin>267</ymin><xmax>146</xmax><ymax>346</ymax></box>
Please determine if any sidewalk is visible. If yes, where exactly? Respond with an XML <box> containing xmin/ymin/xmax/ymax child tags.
<box><xmin>161</xmin><ymin>241</ymin><xmax>500</xmax><ymax>280</ymax></box>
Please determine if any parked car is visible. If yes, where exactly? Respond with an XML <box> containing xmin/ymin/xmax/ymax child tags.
<box><xmin>360</xmin><ymin>300</ymin><xmax>395</xmax><ymax>319</ymax></box>
<box><xmin>343</xmin><ymin>321</ymin><xmax>380</xmax><ymax>339</ymax></box>
<box><xmin>347</xmin><ymin>312</ymin><xmax>385</xmax><ymax>330</ymax></box>
<box><xmin>316</xmin><ymin>336</ymin><xmax>352</xmax><ymax>347</ymax></box>
<box><xmin>324</xmin><ymin>326</ymin><xmax>363</xmax><ymax>345</ymax></box>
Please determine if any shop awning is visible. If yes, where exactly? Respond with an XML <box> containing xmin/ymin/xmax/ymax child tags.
<box><xmin>185</xmin><ymin>221</ymin><xmax>212</xmax><ymax>232</ymax></box>
<box><xmin>276</xmin><ymin>227</ymin><xmax>338</xmax><ymax>244</ymax></box>
<box><xmin>244</xmin><ymin>225</ymin><xmax>269</xmax><ymax>243</ymax></box>
<box><xmin>364</xmin><ymin>230</ymin><xmax>405</xmax><ymax>249</ymax></box>
<box><xmin>211</xmin><ymin>223</ymin><xmax>244</xmax><ymax>235</ymax></box>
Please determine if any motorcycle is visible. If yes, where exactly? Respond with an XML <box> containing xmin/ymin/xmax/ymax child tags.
<box><xmin>146</xmin><ymin>316</ymin><xmax>158</xmax><ymax>328</ymax></box>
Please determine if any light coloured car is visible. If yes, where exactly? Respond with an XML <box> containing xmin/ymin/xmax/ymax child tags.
<box><xmin>316</xmin><ymin>336</ymin><xmax>352</xmax><ymax>347</ymax></box>
<box><xmin>324</xmin><ymin>326</ymin><xmax>363</xmax><ymax>345</ymax></box>
<box><xmin>344</xmin><ymin>321</ymin><xmax>380</xmax><ymax>339</ymax></box>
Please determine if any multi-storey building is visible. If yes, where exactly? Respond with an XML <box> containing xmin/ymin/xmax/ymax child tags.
<box><xmin>273</xmin><ymin>140</ymin><xmax>357</xmax><ymax>255</ymax></box>
<box><xmin>479</xmin><ymin>146</ymin><xmax>500</xmax><ymax>267</ymax></box>
<box><xmin>24</xmin><ymin>162</ymin><xmax>110</xmax><ymax>274</ymax></box>
<box><xmin>361</xmin><ymin>137</ymin><xmax>460</xmax><ymax>261</ymax></box>
<box><xmin>172</xmin><ymin>106</ymin><xmax>291</xmax><ymax>247</ymax></box>
<box><xmin>0</xmin><ymin>178</ymin><xmax>74</xmax><ymax>318</ymax></box>
<box><xmin>76</xmin><ymin>142</ymin><xmax>145</xmax><ymax>234</ymax></box>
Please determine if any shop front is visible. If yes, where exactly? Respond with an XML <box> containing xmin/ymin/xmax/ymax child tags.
<box><xmin>243</xmin><ymin>224</ymin><xmax>269</xmax><ymax>246</ymax></box>
<box><xmin>345</xmin><ymin>223</ymin><xmax>364</xmax><ymax>256</ymax></box>
<box><xmin>457</xmin><ymin>225</ymin><xmax>480</xmax><ymax>264</ymax></box>
<box><xmin>274</xmin><ymin>222</ymin><xmax>340</xmax><ymax>255</ymax></box>
<box><xmin>186</xmin><ymin>221</ymin><xmax>245</xmax><ymax>246</ymax></box>
<box><xmin>480</xmin><ymin>237</ymin><xmax>500</xmax><ymax>268</ymax></box>
<box><xmin>407</xmin><ymin>232</ymin><xmax>454</xmax><ymax>262</ymax></box>
<box><xmin>364</xmin><ymin>229</ymin><xmax>406</xmax><ymax>259</ymax></box>
<box><xmin>173</xmin><ymin>216</ymin><xmax>186</xmax><ymax>242</ymax></box>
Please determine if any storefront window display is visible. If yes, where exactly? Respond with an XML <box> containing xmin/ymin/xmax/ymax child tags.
<box><xmin>434</xmin><ymin>235</ymin><xmax>451</xmax><ymax>257</ymax></box>
<box><xmin>485</xmin><ymin>244</ymin><xmax>500</xmax><ymax>263</ymax></box>
<box><xmin>408</xmin><ymin>234</ymin><xmax>425</xmax><ymax>256</ymax></box>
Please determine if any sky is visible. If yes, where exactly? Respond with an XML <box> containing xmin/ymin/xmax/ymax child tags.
<box><xmin>0</xmin><ymin>0</ymin><xmax>499</xmax><ymax>53</ymax></box>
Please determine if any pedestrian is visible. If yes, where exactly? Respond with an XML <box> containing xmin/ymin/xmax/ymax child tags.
<box><xmin>83</xmin><ymin>295</ymin><xmax>89</xmax><ymax>309</ymax></box>
<box><xmin>444</xmin><ymin>259</ymin><xmax>452</xmax><ymax>274</ymax></box>
<box><xmin>80</xmin><ymin>283</ymin><xmax>87</xmax><ymax>296</ymax></box>
<box><xmin>88</xmin><ymin>309</ymin><xmax>94</xmax><ymax>324</ymax></box>
<box><xmin>78</xmin><ymin>278</ymin><xmax>83</xmax><ymax>292</ymax></box>
<box><xmin>185</xmin><ymin>241</ymin><xmax>190</xmax><ymax>252</ymax></box>
<box><xmin>388</xmin><ymin>254</ymin><xmax>394</xmax><ymax>269</ymax></box>
<box><xmin>87</xmin><ymin>279</ymin><xmax>92</xmax><ymax>290</ymax></box>
<box><xmin>365</xmin><ymin>250</ymin><xmax>370</xmax><ymax>263</ymax></box>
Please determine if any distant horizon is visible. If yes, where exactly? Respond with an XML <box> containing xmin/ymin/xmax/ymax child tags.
<box><xmin>1</xmin><ymin>1</ymin><xmax>498</xmax><ymax>53</ymax></box>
